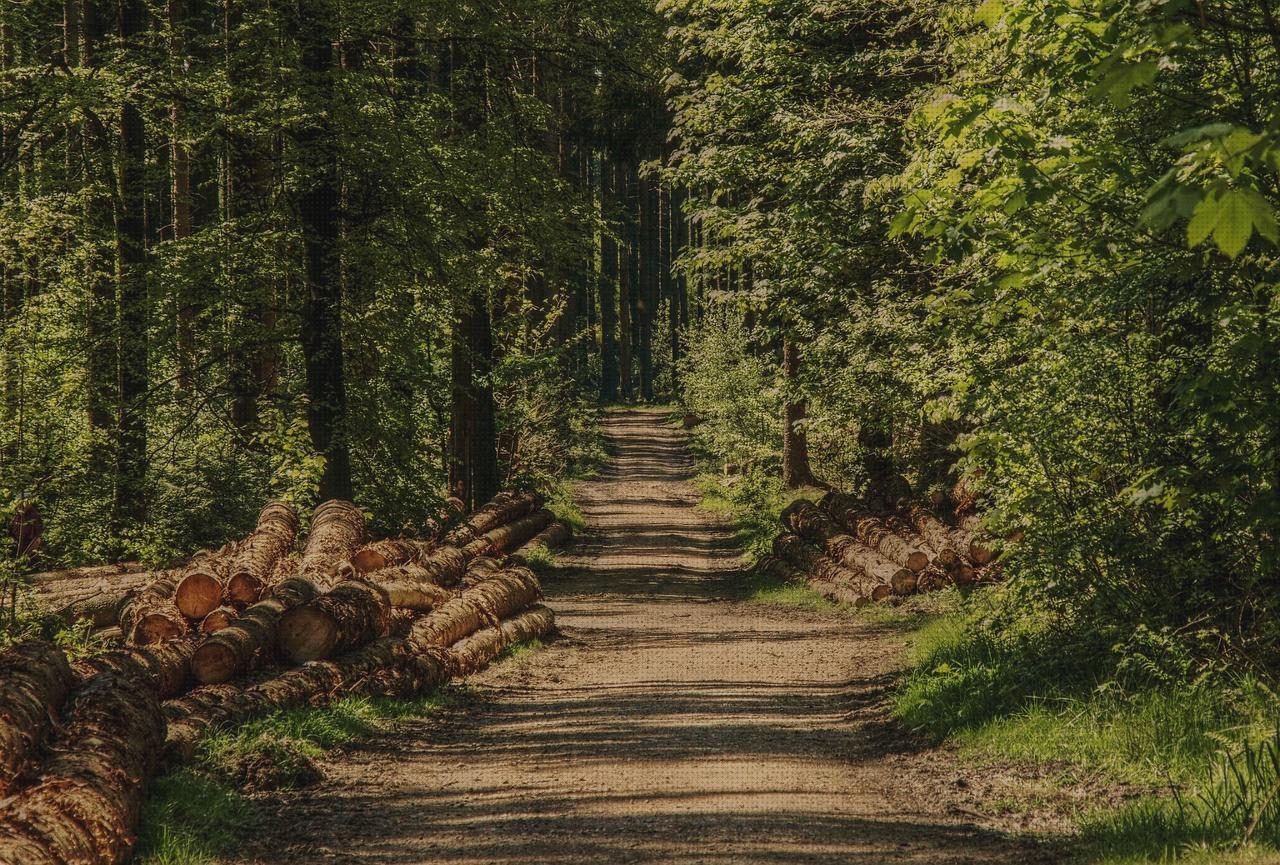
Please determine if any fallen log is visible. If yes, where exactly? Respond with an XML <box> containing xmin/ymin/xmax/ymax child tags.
<box><xmin>0</xmin><ymin>653</ymin><xmax>164</xmax><ymax>865</ymax></box>
<box><xmin>955</xmin><ymin>515</ymin><xmax>997</xmax><ymax>565</ymax></box>
<box><xmin>449</xmin><ymin>604</ymin><xmax>555</xmax><ymax>674</ymax></box>
<box><xmin>118</xmin><ymin>572</ymin><xmax>187</xmax><ymax>645</ymax></box>
<box><xmin>0</xmin><ymin>641</ymin><xmax>75</xmax><ymax>795</ymax></box>
<box><xmin>513</xmin><ymin>519</ymin><xmax>572</xmax><ymax>559</ymax></box>
<box><xmin>407</xmin><ymin>567</ymin><xmax>542</xmax><ymax>650</ymax></box>
<box><xmin>173</xmin><ymin>547</ymin><xmax>236</xmax><ymax>622</ymax></box>
<box><xmin>165</xmin><ymin>639</ymin><xmax>454</xmax><ymax>763</ymax></box>
<box><xmin>295</xmin><ymin>499</ymin><xmax>366</xmax><ymax>584</ymax></box>
<box><xmin>824</xmin><ymin>496</ymin><xmax>930</xmax><ymax>573</ymax></box>
<box><xmin>78</xmin><ymin>639</ymin><xmax>198</xmax><ymax>699</ymax></box>
<box><xmin>224</xmin><ymin>501</ymin><xmax>300</xmax><ymax>606</ymax></box>
<box><xmin>46</xmin><ymin>587</ymin><xmax>134</xmax><ymax>628</ymax></box>
<box><xmin>24</xmin><ymin>562</ymin><xmax>147</xmax><ymax>586</ymax></box>
<box><xmin>189</xmin><ymin>580</ymin><xmax>320</xmax><ymax>685</ymax></box>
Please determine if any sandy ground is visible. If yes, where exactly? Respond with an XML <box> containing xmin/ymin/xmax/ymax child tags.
<box><xmin>239</xmin><ymin>408</ymin><xmax>1069</xmax><ymax>865</ymax></box>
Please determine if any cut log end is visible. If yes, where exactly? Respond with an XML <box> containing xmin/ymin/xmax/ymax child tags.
<box><xmin>870</xmin><ymin>584</ymin><xmax>894</xmax><ymax>603</ymax></box>
<box><xmin>906</xmin><ymin>550</ymin><xmax>930</xmax><ymax>573</ymax></box>
<box><xmin>190</xmin><ymin>641</ymin><xmax>239</xmax><ymax>685</ymax></box>
<box><xmin>133</xmin><ymin>613</ymin><xmax>187</xmax><ymax>645</ymax></box>
<box><xmin>174</xmin><ymin>571</ymin><xmax>223</xmax><ymax>620</ymax></box>
<box><xmin>277</xmin><ymin>606</ymin><xmax>340</xmax><ymax>664</ymax></box>
<box><xmin>224</xmin><ymin>571</ymin><xmax>264</xmax><ymax>607</ymax></box>
<box><xmin>349</xmin><ymin>549</ymin><xmax>389</xmax><ymax>574</ymax></box>
<box><xmin>199</xmin><ymin>607</ymin><xmax>237</xmax><ymax>634</ymax></box>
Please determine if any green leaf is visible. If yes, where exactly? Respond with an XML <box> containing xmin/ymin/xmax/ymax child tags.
<box><xmin>1213</xmin><ymin>190</ymin><xmax>1255</xmax><ymax>258</ymax></box>
<box><xmin>1186</xmin><ymin>195</ymin><xmax>1220</xmax><ymax>248</ymax></box>
<box><xmin>974</xmin><ymin>0</ymin><xmax>1004</xmax><ymax>26</ymax></box>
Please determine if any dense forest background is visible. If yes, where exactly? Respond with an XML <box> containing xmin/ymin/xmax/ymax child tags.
<box><xmin>2</xmin><ymin>0</ymin><xmax>1277</xmax><ymax>672</ymax></box>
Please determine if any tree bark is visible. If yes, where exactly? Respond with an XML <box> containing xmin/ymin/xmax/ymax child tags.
<box><xmin>293</xmin><ymin>498</ymin><xmax>365</xmax><ymax>584</ymax></box>
<box><xmin>449</xmin><ymin>604</ymin><xmax>554</xmax><ymax>674</ymax></box>
<box><xmin>781</xmin><ymin>338</ymin><xmax>815</xmax><ymax>488</ymax></box>
<box><xmin>617</xmin><ymin>162</ymin><xmax>634</xmax><ymax>400</ymax></box>
<box><xmin>119</xmin><ymin>572</ymin><xmax>186</xmax><ymax>644</ymax></box>
<box><xmin>823</xmin><ymin>494</ymin><xmax>931</xmax><ymax>573</ymax></box>
<box><xmin>0</xmin><ymin>641</ymin><xmax>75</xmax><ymax>794</ymax></box>
<box><xmin>349</xmin><ymin>538</ymin><xmax>436</xmax><ymax>575</ymax></box>
<box><xmin>173</xmin><ymin>546</ymin><xmax>236</xmax><ymax>621</ymax></box>
<box><xmin>448</xmin><ymin>289</ymin><xmax>499</xmax><ymax>512</ymax></box>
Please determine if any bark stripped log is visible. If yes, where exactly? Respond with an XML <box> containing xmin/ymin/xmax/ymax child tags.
<box><xmin>0</xmin><ymin>641</ymin><xmax>74</xmax><ymax>794</ymax></box>
<box><xmin>223</xmin><ymin>500</ymin><xmax>300</xmax><ymax>606</ymax></box>
<box><xmin>824</xmin><ymin>495</ymin><xmax>930</xmax><ymax>573</ymax></box>
<box><xmin>173</xmin><ymin>547</ymin><xmax>235</xmax><ymax>622</ymax></box>
<box><xmin>189</xmin><ymin>580</ymin><xmax>320</xmax><ymax>685</ymax></box>
<box><xmin>118</xmin><ymin>573</ymin><xmax>186</xmax><ymax>645</ymax></box>
<box><xmin>449</xmin><ymin>604</ymin><xmax>555</xmax><ymax>674</ymax></box>
<box><xmin>0</xmin><ymin>653</ymin><xmax>165</xmax><ymax>865</ymax></box>
<box><xmin>771</xmin><ymin>533</ymin><xmax>879</xmax><ymax>598</ymax></box>
<box><xmin>901</xmin><ymin>505</ymin><xmax>961</xmax><ymax>567</ymax></box>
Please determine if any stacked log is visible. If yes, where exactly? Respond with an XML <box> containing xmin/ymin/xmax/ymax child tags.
<box><xmin>0</xmin><ymin>489</ymin><xmax>557</xmax><ymax>865</ymax></box>
<box><xmin>771</xmin><ymin>533</ymin><xmax>879</xmax><ymax>598</ymax></box>
<box><xmin>0</xmin><ymin>641</ymin><xmax>75</xmax><ymax>794</ymax></box>
<box><xmin>444</xmin><ymin>492</ymin><xmax>540</xmax><ymax>547</ymax></box>
<box><xmin>26</xmin><ymin>562</ymin><xmax>147</xmax><ymax>586</ymax></box>
<box><xmin>514</xmin><ymin>519</ymin><xmax>573</xmax><ymax>559</ymax></box>
<box><xmin>0</xmin><ymin>653</ymin><xmax>165</xmax><ymax>865</ymax></box>
<box><xmin>118</xmin><ymin>573</ymin><xmax>184</xmax><ymax>645</ymax></box>
<box><xmin>462</xmin><ymin>509</ymin><xmax>554</xmax><ymax>562</ymax></box>
<box><xmin>172</xmin><ymin>547</ymin><xmax>236</xmax><ymax>622</ymax></box>
<box><xmin>823</xmin><ymin>495</ymin><xmax>930</xmax><ymax>573</ymax></box>
<box><xmin>349</xmin><ymin>538</ymin><xmax>435</xmax><ymax>575</ymax></box>
<box><xmin>781</xmin><ymin>502</ymin><xmax>910</xmax><ymax>596</ymax></box>
<box><xmin>222</xmin><ymin>501</ymin><xmax>300</xmax><ymax>606</ymax></box>
<box><xmin>901</xmin><ymin>504</ymin><xmax>962</xmax><ymax>568</ymax></box>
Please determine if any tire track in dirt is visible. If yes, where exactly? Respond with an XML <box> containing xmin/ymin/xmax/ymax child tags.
<box><xmin>240</xmin><ymin>408</ymin><xmax>1063</xmax><ymax>864</ymax></box>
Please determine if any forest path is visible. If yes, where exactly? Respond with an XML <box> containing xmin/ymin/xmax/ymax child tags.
<box><xmin>242</xmin><ymin>408</ymin><xmax>1061</xmax><ymax>864</ymax></box>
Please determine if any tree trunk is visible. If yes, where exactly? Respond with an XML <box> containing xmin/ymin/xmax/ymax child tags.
<box><xmin>0</xmin><ymin>641</ymin><xmax>75</xmax><ymax>794</ymax></box>
<box><xmin>782</xmin><ymin>500</ymin><xmax>914</xmax><ymax>592</ymax></box>
<box><xmin>599</xmin><ymin>158</ymin><xmax>620</xmax><ymax>401</ymax></box>
<box><xmin>173</xmin><ymin>546</ymin><xmax>235</xmax><ymax>621</ymax></box>
<box><xmin>638</xmin><ymin>170</ymin><xmax>657</xmax><ymax>401</ymax></box>
<box><xmin>169</xmin><ymin>0</ymin><xmax>194</xmax><ymax>390</ymax></box>
<box><xmin>449</xmin><ymin>289</ymin><xmax>500</xmax><ymax>512</ymax></box>
<box><xmin>823</xmin><ymin>495</ymin><xmax>931</xmax><ymax>572</ymax></box>
<box><xmin>114</xmin><ymin>0</ymin><xmax>149</xmax><ymax>541</ymax></box>
<box><xmin>296</xmin><ymin>0</ymin><xmax>352</xmax><ymax>500</ymax></box>
<box><xmin>617</xmin><ymin>162</ymin><xmax>634</xmax><ymax>400</ymax></box>
<box><xmin>293</xmin><ymin>498</ymin><xmax>365</xmax><ymax>583</ymax></box>
<box><xmin>349</xmin><ymin>538</ymin><xmax>436</xmax><ymax>575</ymax></box>
<box><xmin>443</xmin><ymin>491</ymin><xmax>541</xmax><ymax>547</ymax></box>
<box><xmin>460</xmin><ymin>508</ymin><xmax>553</xmax><ymax>561</ymax></box>
<box><xmin>277</xmin><ymin>578</ymin><xmax>389</xmax><ymax>663</ymax></box>
<box><xmin>771</xmin><ymin>533</ymin><xmax>879</xmax><ymax>598</ymax></box>
<box><xmin>781</xmin><ymin>337</ymin><xmax>815</xmax><ymax>488</ymax></box>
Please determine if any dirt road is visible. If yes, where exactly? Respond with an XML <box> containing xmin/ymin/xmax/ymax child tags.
<box><xmin>245</xmin><ymin>408</ymin><xmax>1060</xmax><ymax>864</ymax></box>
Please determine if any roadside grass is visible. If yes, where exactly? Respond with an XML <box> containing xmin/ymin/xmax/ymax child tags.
<box><xmin>895</xmin><ymin>601</ymin><xmax>1280</xmax><ymax>863</ymax></box>
<box><xmin>547</xmin><ymin>481</ymin><xmax>587</xmax><ymax>533</ymax></box>
<box><xmin>496</xmin><ymin>637</ymin><xmax>546</xmax><ymax>663</ymax></box>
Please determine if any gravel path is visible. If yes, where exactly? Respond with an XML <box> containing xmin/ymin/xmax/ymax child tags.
<box><xmin>242</xmin><ymin>408</ymin><xmax>1062</xmax><ymax>864</ymax></box>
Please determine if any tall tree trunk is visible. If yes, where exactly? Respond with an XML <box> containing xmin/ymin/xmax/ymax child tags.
<box><xmin>637</xmin><ymin>170</ymin><xmax>656</xmax><ymax>402</ymax></box>
<box><xmin>782</xmin><ymin>337</ymin><xmax>816</xmax><ymax>489</ymax></box>
<box><xmin>115</xmin><ymin>0</ymin><xmax>150</xmax><ymax>535</ymax></box>
<box><xmin>169</xmin><ymin>0</ymin><xmax>194</xmax><ymax>392</ymax></box>
<box><xmin>296</xmin><ymin>0</ymin><xmax>352</xmax><ymax>500</ymax></box>
<box><xmin>0</xmin><ymin>20</ymin><xmax>15</xmax><ymax>442</ymax></box>
<box><xmin>598</xmin><ymin>157</ymin><xmax>619</xmax><ymax>401</ymax></box>
<box><xmin>446</xmin><ymin>38</ymin><xmax>499</xmax><ymax>511</ymax></box>
<box><xmin>616</xmin><ymin>163</ymin><xmax>633</xmax><ymax>401</ymax></box>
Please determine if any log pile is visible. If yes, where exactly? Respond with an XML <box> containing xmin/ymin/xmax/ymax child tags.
<box><xmin>0</xmin><ymin>490</ymin><xmax>558</xmax><ymax>865</ymax></box>
<box><xmin>761</xmin><ymin>489</ymin><xmax>1004</xmax><ymax>607</ymax></box>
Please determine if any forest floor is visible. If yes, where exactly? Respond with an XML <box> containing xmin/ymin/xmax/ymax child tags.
<box><xmin>234</xmin><ymin>408</ymin><xmax>1082</xmax><ymax>864</ymax></box>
